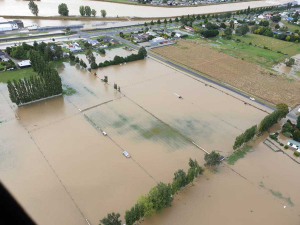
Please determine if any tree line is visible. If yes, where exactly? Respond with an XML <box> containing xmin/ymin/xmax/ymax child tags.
<box><xmin>72</xmin><ymin>47</ymin><xmax>148</xmax><ymax>70</ymax></box>
<box><xmin>7</xmin><ymin>51</ymin><xmax>62</xmax><ymax>105</ymax></box>
<box><xmin>232</xmin><ymin>103</ymin><xmax>289</xmax><ymax>150</ymax></box>
<box><xmin>100</xmin><ymin>151</ymin><xmax>222</xmax><ymax>225</ymax></box>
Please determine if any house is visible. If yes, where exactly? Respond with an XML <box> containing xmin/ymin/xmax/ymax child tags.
<box><xmin>287</xmin><ymin>139</ymin><xmax>300</xmax><ymax>152</ymax></box>
<box><xmin>286</xmin><ymin>17</ymin><xmax>293</xmax><ymax>21</ymax></box>
<box><xmin>130</xmin><ymin>34</ymin><xmax>148</xmax><ymax>42</ymax></box>
<box><xmin>146</xmin><ymin>31</ymin><xmax>158</xmax><ymax>36</ymax></box>
<box><xmin>13</xmin><ymin>20</ymin><xmax>24</xmax><ymax>29</ymax></box>
<box><xmin>68</xmin><ymin>47</ymin><xmax>82</xmax><ymax>53</ymax></box>
<box><xmin>184</xmin><ymin>26</ymin><xmax>195</xmax><ymax>32</ymax></box>
<box><xmin>62</xmin><ymin>52</ymin><xmax>69</xmax><ymax>58</ymax></box>
<box><xmin>174</xmin><ymin>33</ymin><xmax>181</xmax><ymax>38</ymax></box>
<box><xmin>0</xmin><ymin>17</ymin><xmax>12</xmax><ymax>32</ymax></box>
<box><xmin>18</xmin><ymin>60</ymin><xmax>31</xmax><ymax>69</ymax></box>
<box><xmin>0</xmin><ymin>55</ymin><xmax>9</xmax><ymax>62</ymax></box>
<box><xmin>9</xmin><ymin>21</ymin><xmax>18</xmax><ymax>30</ymax></box>
<box><xmin>151</xmin><ymin>37</ymin><xmax>165</xmax><ymax>44</ymax></box>
<box><xmin>86</xmin><ymin>39</ymin><xmax>100</xmax><ymax>46</ymax></box>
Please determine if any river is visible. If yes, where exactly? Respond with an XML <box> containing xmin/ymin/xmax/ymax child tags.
<box><xmin>0</xmin><ymin>0</ymin><xmax>292</xmax><ymax>18</ymax></box>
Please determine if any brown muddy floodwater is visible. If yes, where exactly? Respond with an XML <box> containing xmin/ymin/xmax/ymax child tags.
<box><xmin>0</xmin><ymin>47</ymin><xmax>299</xmax><ymax>225</ymax></box>
<box><xmin>0</xmin><ymin>0</ymin><xmax>290</xmax><ymax>17</ymax></box>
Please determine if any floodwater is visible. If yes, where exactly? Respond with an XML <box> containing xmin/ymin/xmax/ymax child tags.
<box><xmin>0</xmin><ymin>0</ymin><xmax>291</xmax><ymax>17</ymax></box>
<box><xmin>1</xmin><ymin>47</ymin><xmax>299</xmax><ymax>225</ymax></box>
<box><xmin>20</xmin><ymin>19</ymin><xmax>144</xmax><ymax>29</ymax></box>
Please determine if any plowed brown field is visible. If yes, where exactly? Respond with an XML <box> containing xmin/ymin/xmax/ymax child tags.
<box><xmin>152</xmin><ymin>40</ymin><xmax>300</xmax><ymax>107</ymax></box>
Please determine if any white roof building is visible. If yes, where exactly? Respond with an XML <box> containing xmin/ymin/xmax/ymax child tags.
<box><xmin>151</xmin><ymin>37</ymin><xmax>165</xmax><ymax>43</ymax></box>
<box><xmin>0</xmin><ymin>17</ymin><xmax>12</xmax><ymax>32</ymax></box>
<box><xmin>18</xmin><ymin>60</ymin><xmax>31</xmax><ymax>68</ymax></box>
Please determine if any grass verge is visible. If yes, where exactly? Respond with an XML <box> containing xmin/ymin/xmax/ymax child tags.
<box><xmin>227</xmin><ymin>145</ymin><xmax>252</xmax><ymax>165</ymax></box>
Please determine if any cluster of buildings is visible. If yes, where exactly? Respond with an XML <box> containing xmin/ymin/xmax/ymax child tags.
<box><xmin>65</xmin><ymin>42</ymin><xmax>82</xmax><ymax>53</ymax></box>
<box><xmin>0</xmin><ymin>17</ymin><xmax>23</xmax><ymax>32</ymax></box>
<box><xmin>86</xmin><ymin>37</ymin><xmax>119</xmax><ymax>48</ymax></box>
<box><xmin>148</xmin><ymin>0</ymin><xmax>237</xmax><ymax>6</ymax></box>
<box><xmin>130</xmin><ymin>29</ymin><xmax>184</xmax><ymax>44</ymax></box>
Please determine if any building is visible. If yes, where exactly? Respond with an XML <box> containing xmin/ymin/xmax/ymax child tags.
<box><xmin>184</xmin><ymin>26</ymin><xmax>195</xmax><ymax>32</ymax></box>
<box><xmin>9</xmin><ymin>21</ymin><xmax>18</xmax><ymax>30</ymax></box>
<box><xmin>13</xmin><ymin>20</ymin><xmax>24</xmax><ymax>29</ymax></box>
<box><xmin>86</xmin><ymin>38</ymin><xmax>100</xmax><ymax>46</ymax></box>
<box><xmin>18</xmin><ymin>60</ymin><xmax>31</xmax><ymax>69</ymax></box>
<box><xmin>151</xmin><ymin>37</ymin><xmax>165</xmax><ymax>44</ymax></box>
<box><xmin>68</xmin><ymin>47</ymin><xmax>82</xmax><ymax>53</ymax></box>
<box><xmin>287</xmin><ymin>139</ymin><xmax>300</xmax><ymax>151</ymax></box>
<box><xmin>0</xmin><ymin>17</ymin><xmax>12</xmax><ymax>32</ymax></box>
<box><xmin>146</xmin><ymin>31</ymin><xmax>158</xmax><ymax>37</ymax></box>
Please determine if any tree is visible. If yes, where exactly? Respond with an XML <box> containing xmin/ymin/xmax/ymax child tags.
<box><xmin>85</xmin><ymin>6</ymin><xmax>91</xmax><ymax>16</ymax></box>
<box><xmin>297</xmin><ymin>116</ymin><xmax>300</xmax><ymax>129</ymax></box>
<box><xmin>186</xmin><ymin>168</ymin><xmax>196</xmax><ymax>184</ymax></box>
<box><xmin>144</xmin><ymin>22</ymin><xmax>148</xmax><ymax>26</ymax></box>
<box><xmin>276</xmin><ymin>103</ymin><xmax>289</xmax><ymax>119</ymax></box>
<box><xmin>28</xmin><ymin>0</ymin><xmax>39</xmax><ymax>16</ymax></box>
<box><xmin>164</xmin><ymin>19</ymin><xmax>167</xmax><ymax>24</ymax></box>
<box><xmin>150</xmin><ymin>20</ymin><xmax>154</xmax><ymax>25</ymax></box>
<box><xmin>229</xmin><ymin>20</ymin><xmax>234</xmax><ymax>28</ymax></box>
<box><xmin>100</xmin><ymin>213</ymin><xmax>122</xmax><ymax>225</ymax></box>
<box><xmin>247</xmin><ymin>6</ymin><xmax>251</xmax><ymax>15</ymax></box>
<box><xmin>275</xmin><ymin>24</ymin><xmax>280</xmax><ymax>29</ymax></box>
<box><xmin>224</xmin><ymin>28</ymin><xmax>232</xmax><ymax>39</ymax></box>
<box><xmin>293</xmin><ymin>130</ymin><xmax>300</xmax><ymax>141</ymax></box>
<box><xmin>286</xmin><ymin>58</ymin><xmax>295</xmax><ymax>66</ymax></box>
<box><xmin>157</xmin><ymin>19</ymin><xmax>161</xmax><ymax>24</ymax></box>
<box><xmin>175</xmin><ymin>17</ymin><xmax>179</xmax><ymax>22</ymax></box>
<box><xmin>236</xmin><ymin>24</ymin><xmax>249</xmax><ymax>36</ymax></box>
<box><xmin>220</xmin><ymin>22</ymin><xmax>226</xmax><ymax>29</ymax></box>
<box><xmin>58</xmin><ymin>3</ymin><xmax>69</xmax><ymax>16</ymax></box>
<box><xmin>204</xmin><ymin>151</ymin><xmax>221</xmax><ymax>167</ymax></box>
<box><xmin>92</xmin><ymin>9</ymin><xmax>97</xmax><ymax>17</ymax></box>
<box><xmin>271</xmin><ymin>15</ymin><xmax>281</xmax><ymax>23</ymax></box>
<box><xmin>169</xmin><ymin>18</ymin><xmax>172</xmax><ymax>23</ymax></box>
<box><xmin>173</xmin><ymin>169</ymin><xmax>187</xmax><ymax>189</ymax></box>
<box><xmin>148</xmin><ymin>182</ymin><xmax>173</xmax><ymax>213</ymax></box>
<box><xmin>137</xmin><ymin>195</ymin><xmax>154</xmax><ymax>218</ymax></box>
<box><xmin>79</xmin><ymin>6</ymin><xmax>85</xmax><ymax>16</ymax></box>
<box><xmin>101</xmin><ymin>9</ymin><xmax>107</xmax><ymax>18</ymax></box>
<box><xmin>138</xmin><ymin>46</ymin><xmax>147</xmax><ymax>58</ymax></box>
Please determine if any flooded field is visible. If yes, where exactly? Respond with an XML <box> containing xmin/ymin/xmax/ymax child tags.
<box><xmin>152</xmin><ymin>40</ymin><xmax>300</xmax><ymax>107</ymax></box>
<box><xmin>0</xmin><ymin>0</ymin><xmax>291</xmax><ymax>17</ymax></box>
<box><xmin>0</xmin><ymin>47</ymin><xmax>299</xmax><ymax>224</ymax></box>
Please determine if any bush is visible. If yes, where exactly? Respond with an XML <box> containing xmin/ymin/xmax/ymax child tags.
<box><xmin>99</xmin><ymin>49</ymin><xmax>106</xmax><ymax>54</ymax></box>
<box><xmin>284</xmin><ymin>145</ymin><xmax>289</xmax><ymax>149</ymax></box>
<box><xmin>294</xmin><ymin>152</ymin><xmax>299</xmax><ymax>157</ymax></box>
<box><xmin>269</xmin><ymin>134</ymin><xmax>278</xmax><ymax>140</ymax></box>
<box><xmin>283</xmin><ymin>132</ymin><xmax>292</xmax><ymax>137</ymax></box>
<box><xmin>280</xmin><ymin>143</ymin><xmax>284</xmax><ymax>146</ymax></box>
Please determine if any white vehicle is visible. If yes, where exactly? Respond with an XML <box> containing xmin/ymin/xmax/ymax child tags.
<box><xmin>123</xmin><ymin>151</ymin><xmax>131</xmax><ymax>158</ymax></box>
<box><xmin>102</xmin><ymin>131</ymin><xmax>107</xmax><ymax>136</ymax></box>
<box><xmin>249</xmin><ymin>97</ymin><xmax>256</xmax><ymax>101</ymax></box>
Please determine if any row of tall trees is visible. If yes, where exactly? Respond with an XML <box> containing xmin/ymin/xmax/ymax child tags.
<box><xmin>101</xmin><ymin>151</ymin><xmax>223</xmax><ymax>225</ymax></box>
<box><xmin>259</xmin><ymin>104</ymin><xmax>289</xmax><ymax>133</ymax></box>
<box><xmin>123</xmin><ymin>158</ymin><xmax>204</xmax><ymax>225</ymax></box>
<box><xmin>7</xmin><ymin>51</ymin><xmax>62</xmax><ymax>105</ymax></box>
<box><xmin>98</xmin><ymin>47</ymin><xmax>147</xmax><ymax>68</ymax></box>
<box><xmin>233</xmin><ymin>125</ymin><xmax>257</xmax><ymax>150</ymax></box>
<box><xmin>232</xmin><ymin>103</ymin><xmax>289</xmax><ymax>150</ymax></box>
<box><xmin>79</xmin><ymin>6</ymin><xmax>96</xmax><ymax>17</ymax></box>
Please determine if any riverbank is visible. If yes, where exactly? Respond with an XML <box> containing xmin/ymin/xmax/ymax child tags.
<box><xmin>91</xmin><ymin>0</ymin><xmax>260</xmax><ymax>8</ymax></box>
<box><xmin>0</xmin><ymin>0</ymin><xmax>291</xmax><ymax>18</ymax></box>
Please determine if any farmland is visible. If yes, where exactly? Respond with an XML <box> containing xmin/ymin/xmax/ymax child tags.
<box><xmin>152</xmin><ymin>39</ymin><xmax>300</xmax><ymax>107</ymax></box>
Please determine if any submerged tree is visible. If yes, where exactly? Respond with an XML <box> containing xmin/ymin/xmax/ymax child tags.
<box><xmin>28</xmin><ymin>0</ymin><xmax>39</xmax><ymax>16</ymax></box>
<box><xmin>204</xmin><ymin>151</ymin><xmax>221</xmax><ymax>167</ymax></box>
<box><xmin>100</xmin><ymin>212</ymin><xmax>122</xmax><ymax>225</ymax></box>
<box><xmin>58</xmin><ymin>3</ymin><xmax>69</xmax><ymax>16</ymax></box>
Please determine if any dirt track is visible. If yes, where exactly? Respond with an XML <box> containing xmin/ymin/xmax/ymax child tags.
<box><xmin>152</xmin><ymin>40</ymin><xmax>300</xmax><ymax>107</ymax></box>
